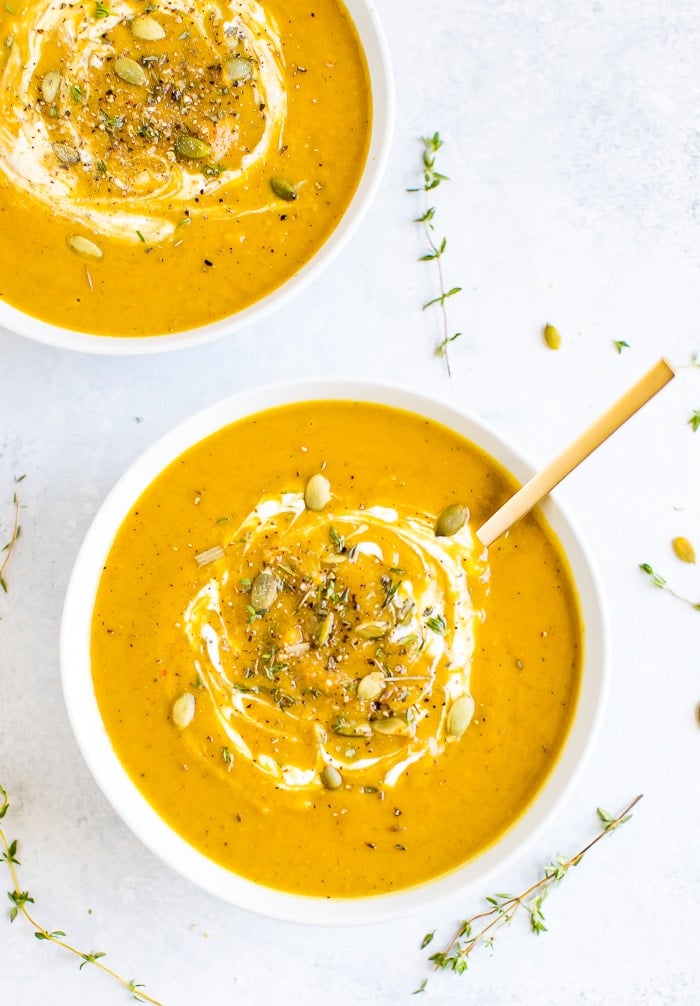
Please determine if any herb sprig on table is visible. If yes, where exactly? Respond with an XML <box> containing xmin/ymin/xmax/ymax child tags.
<box><xmin>639</xmin><ymin>562</ymin><xmax>700</xmax><ymax>610</ymax></box>
<box><xmin>415</xmin><ymin>795</ymin><xmax>641</xmax><ymax>989</ymax></box>
<box><xmin>0</xmin><ymin>785</ymin><xmax>163</xmax><ymax>1005</ymax></box>
<box><xmin>0</xmin><ymin>475</ymin><xmax>24</xmax><ymax>594</ymax></box>
<box><xmin>410</xmin><ymin>132</ymin><xmax>462</xmax><ymax>376</ymax></box>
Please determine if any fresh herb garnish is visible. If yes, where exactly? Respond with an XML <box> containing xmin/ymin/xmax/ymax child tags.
<box><xmin>639</xmin><ymin>562</ymin><xmax>700</xmax><ymax>609</ymax></box>
<box><xmin>328</xmin><ymin>525</ymin><xmax>345</xmax><ymax>553</ymax></box>
<box><xmin>426</xmin><ymin>613</ymin><xmax>446</xmax><ymax>635</ymax></box>
<box><xmin>70</xmin><ymin>84</ymin><xmax>83</xmax><ymax>103</ymax></box>
<box><xmin>0</xmin><ymin>784</ymin><xmax>162</xmax><ymax>1003</ymax></box>
<box><xmin>613</xmin><ymin>340</ymin><xmax>630</xmax><ymax>354</ymax></box>
<box><xmin>1</xmin><ymin>475</ymin><xmax>24</xmax><ymax>594</ymax></box>
<box><xmin>93</xmin><ymin>0</ymin><xmax>110</xmax><ymax>17</ymax></box>
<box><xmin>422</xmin><ymin>796</ymin><xmax>641</xmax><ymax>983</ymax></box>
<box><xmin>410</xmin><ymin>132</ymin><xmax>462</xmax><ymax>375</ymax></box>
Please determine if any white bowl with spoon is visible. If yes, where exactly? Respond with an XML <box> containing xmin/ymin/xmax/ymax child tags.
<box><xmin>60</xmin><ymin>369</ymin><xmax>671</xmax><ymax>923</ymax></box>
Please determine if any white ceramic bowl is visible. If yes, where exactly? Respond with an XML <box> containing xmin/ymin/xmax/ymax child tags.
<box><xmin>0</xmin><ymin>2</ymin><xmax>393</xmax><ymax>355</ymax></box>
<box><xmin>60</xmin><ymin>379</ymin><xmax>609</xmax><ymax>924</ymax></box>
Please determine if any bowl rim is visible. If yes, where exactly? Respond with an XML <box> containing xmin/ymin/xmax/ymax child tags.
<box><xmin>0</xmin><ymin>0</ymin><xmax>394</xmax><ymax>355</ymax></box>
<box><xmin>60</xmin><ymin>377</ymin><xmax>610</xmax><ymax>925</ymax></box>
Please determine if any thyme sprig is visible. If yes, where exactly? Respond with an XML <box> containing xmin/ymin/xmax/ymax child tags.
<box><xmin>0</xmin><ymin>785</ymin><xmax>162</xmax><ymax>1004</ymax></box>
<box><xmin>410</xmin><ymin>133</ymin><xmax>462</xmax><ymax>376</ymax></box>
<box><xmin>422</xmin><ymin>795</ymin><xmax>641</xmax><ymax>981</ymax></box>
<box><xmin>0</xmin><ymin>475</ymin><xmax>24</xmax><ymax>594</ymax></box>
<box><xmin>639</xmin><ymin>562</ymin><xmax>700</xmax><ymax>610</ymax></box>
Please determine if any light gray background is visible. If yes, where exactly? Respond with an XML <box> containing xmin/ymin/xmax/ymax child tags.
<box><xmin>1</xmin><ymin>1</ymin><xmax>698</xmax><ymax>1003</ymax></box>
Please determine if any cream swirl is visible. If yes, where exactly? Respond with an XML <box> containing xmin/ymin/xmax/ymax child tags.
<box><xmin>0</xmin><ymin>0</ymin><xmax>286</xmax><ymax>243</ymax></box>
<box><xmin>183</xmin><ymin>493</ymin><xmax>488</xmax><ymax>792</ymax></box>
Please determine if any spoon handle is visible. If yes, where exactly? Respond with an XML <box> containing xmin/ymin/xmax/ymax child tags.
<box><xmin>476</xmin><ymin>358</ymin><xmax>675</xmax><ymax>548</ymax></box>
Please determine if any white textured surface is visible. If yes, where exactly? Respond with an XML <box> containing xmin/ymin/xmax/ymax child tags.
<box><xmin>1</xmin><ymin>0</ymin><xmax>699</xmax><ymax>1003</ymax></box>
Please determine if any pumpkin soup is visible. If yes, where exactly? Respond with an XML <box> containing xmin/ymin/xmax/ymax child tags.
<box><xmin>0</xmin><ymin>0</ymin><xmax>370</xmax><ymax>336</ymax></box>
<box><xmin>91</xmin><ymin>401</ymin><xmax>582</xmax><ymax>896</ymax></box>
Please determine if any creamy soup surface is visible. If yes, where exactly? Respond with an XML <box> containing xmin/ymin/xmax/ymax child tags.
<box><xmin>91</xmin><ymin>402</ymin><xmax>582</xmax><ymax>897</ymax></box>
<box><xmin>0</xmin><ymin>0</ymin><xmax>370</xmax><ymax>336</ymax></box>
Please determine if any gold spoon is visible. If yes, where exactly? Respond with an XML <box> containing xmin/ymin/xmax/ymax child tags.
<box><xmin>476</xmin><ymin>358</ymin><xmax>675</xmax><ymax>547</ymax></box>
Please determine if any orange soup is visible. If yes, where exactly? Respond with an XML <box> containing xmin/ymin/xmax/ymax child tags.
<box><xmin>91</xmin><ymin>401</ymin><xmax>582</xmax><ymax>896</ymax></box>
<box><xmin>0</xmin><ymin>0</ymin><xmax>371</xmax><ymax>336</ymax></box>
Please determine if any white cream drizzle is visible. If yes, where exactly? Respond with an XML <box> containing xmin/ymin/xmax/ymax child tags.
<box><xmin>183</xmin><ymin>493</ymin><xmax>486</xmax><ymax>792</ymax></box>
<box><xmin>0</xmin><ymin>0</ymin><xmax>286</xmax><ymax>243</ymax></box>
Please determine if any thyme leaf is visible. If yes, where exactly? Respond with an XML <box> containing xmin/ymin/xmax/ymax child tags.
<box><xmin>639</xmin><ymin>562</ymin><xmax>700</xmax><ymax>609</ymax></box>
<box><xmin>0</xmin><ymin>784</ymin><xmax>163</xmax><ymax>1003</ymax></box>
<box><xmin>424</xmin><ymin>795</ymin><xmax>641</xmax><ymax>979</ymax></box>
<box><xmin>1</xmin><ymin>476</ymin><xmax>24</xmax><ymax>594</ymax></box>
<box><xmin>411</xmin><ymin>132</ymin><xmax>462</xmax><ymax>375</ymax></box>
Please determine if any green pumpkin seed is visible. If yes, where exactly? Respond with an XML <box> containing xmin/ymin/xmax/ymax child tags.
<box><xmin>67</xmin><ymin>235</ymin><xmax>103</xmax><ymax>259</ymax></box>
<box><xmin>172</xmin><ymin>692</ymin><xmax>195</xmax><ymax>729</ymax></box>
<box><xmin>270</xmin><ymin>177</ymin><xmax>297</xmax><ymax>201</ymax></box>
<box><xmin>543</xmin><ymin>323</ymin><xmax>562</xmax><ymax>350</ymax></box>
<box><xmin>435</xmin><ymin>503</ymin><xmax>469</xmax><ymax>537</ymax></box>
<box><xmin>131</xmin><ymin>14</ymin><xmax>166</xmax><ymax>40</ymax></box>
<box><xmin>41</xmin><ymin>69</ymin><xmax>61</xmax><ymax>104</ymax></box>
<box><xmin>53</xmin><ymin>142</ymin><xmax>79</xmax><ymax>165</ymax></box>
<box><xmin>373</xmin><ymin>717</ymin><xmax>409</xmax><ymax>736</ymax></box>
<box><xmin>446</xmin><ymin>695</ymin><xmax>474</xmax><ymax>738</ymax></box>
<box><xmin>332</xmin><ymin>719</ymin><xmax>371</xmax><ymax>738</ymax></box>
<box><xmin>315</xmin><ymin>611</ymin><xmax>334</xmax><ymax>647</ymax></box>
<box><xmin>226</xmin><ymin>56</ymin><xmax>252</xmax><ymax>82</ymax></box>
<box><xmin>175</xmin><ymin>134</ymin><xmax>210</xmax><ymax>160</ymax></box>
<box><xmin>114</xmin><ymin>56</ymin><xmax>149</xmax><ymax>87</ymax></box>
<box><xmin>357</xmin><ymin>670</ymin><xmax>386</xmax><ymax>702</ymax></box>
<box><xmin>672</xmin><ymin>536</ymin><xmax>696</xmax><ymax>564</ymax></box>
<box><xmin>320</xmin><ymin>764</ymin><xmax>342</xmax><ymax>790</ymax></box>
<box><xmin>250</xmin><ymin>570</ymin><xmax>278</xmax><ymax>612</ymax></box>
<box><xmin>304</xmin><ymin>473</ymin><xmax>330</xmax><ymax>511</ymax></box>
<box><xmin>354</xmin><ymin>621</ymin><xmax>388</xmax><ymax>640</ymax></box>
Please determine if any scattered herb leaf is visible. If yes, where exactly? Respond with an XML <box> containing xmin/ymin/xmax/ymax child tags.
<box><xmin>639</xmin><ymin>562</ymin><xmax>700</xmax><ymax>609</ymax></box>
<box><xmin>410</xmin><ymin>133</ymin><xmax>462</xmax><ymax>375</ymax></box>
<box><xmin>425</xmin><ymin>796</ymin><xmax>641</xmax><ymax>979</ymax></box>
<box><xmin>0</xmin><ymin>784</ymin><xmax>162</xmax><ymax>1003</ymax></box>
<box><xmin>613</xmin><ymin>340</ymin><xmax>630</xmax><ymax>354</ymax></box>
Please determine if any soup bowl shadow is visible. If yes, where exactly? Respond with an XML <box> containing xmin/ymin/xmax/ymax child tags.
<box><xmin>0</xmin><ymin>0</ymin><xmax>393</xmax><ymax>355</ymax></box>
<box><xmin>60</xmin><ymin>379</ymin><xmax>609</xmax><ymax>925</ymax></box>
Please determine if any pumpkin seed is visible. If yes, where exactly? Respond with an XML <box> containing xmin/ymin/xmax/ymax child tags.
<box><xmin>53</xmin><ymin>142</ymin><xmax>79</xmax><ymax>165</ymax></box>
<box><xmin>320</xmin><ymin>764</ymin><xmax>342</xmax><ymax>790</ymax></box>
<box><xmin>41</xmin><ymin>70</ymin><xmax>61</xmax><ymax>104</ymax></box>
<box><xmin>270</xmin><ymin>177</ymin><xmax>297</xmax><ymax>201</ymax></box>
<box><xmin>446</xmin><ymin>695</ymin><xmax>475</xmax><ymax>738</ymax></box>
<box><xmin>67</xmin><ymin>235</ymin><xmax>103</xmax><ymax>259</ymax></box>
<box><xmin>543</xmin><ymin>323</ymin><xmax>562</xmax><ymax>350</ymax></box>
<box><xmin>354</xmin><ymin>621</ymin><xmax>388</xmax><ymax>640</ymax></box>
<box><xmin>175</xmin><ymin>134</ymin><xmax>210</xmax><ymax>160</ymax></box>
<box><xmin>357</xmin><ymin>670</ymin><xmax>385</xmax><ymax>702</ymax></box>
<box><xmin>672</xmin><ymin>536</ymin><xmax>696</xmax><ymax>564</ymax></box>
<box><xmin>250</xmin><ymin>570</ymin><xmax>278</xmax><ymax>612</ymax></box>
<box><xmin>315</xmin><ymin>611</ymin><xmax>334</xmax><ymax>647</ymax></box>
<box><xmin>172</xmin><ymin>692</ymin><xmax>195</xmax><ymax>729</ymax></box>
<box><xmin>435</xmin><ymin>503</ymin><xmax>469</xmax><ymax>537</ymax></box>
<box><xmin>373</xmin><ymin>717</ymin><xmax>409</xmax><ymax>736</ymax></box>
<box><xmin>114</xmin><ymin>56</ymin><xmax>149</xmax><ymax>87</ymax></box>
<box><xmin>131</xmin><ymin>14</ymin><xmax>166</xmax><ymax>40</ymax></box>
<box><xmin>332</xmin><ymin>719</ymin><xmax>372</xmax><ymax>738</ymax></box>
<box><xmin>226</xmin><ymin>56</ymin><xmax>252</xmax><ymax>82</ymax></box>
<box><xmin>304</xmin><ymin>473</ymin><xmax>330</xmax><ymax>511</ymax></box>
